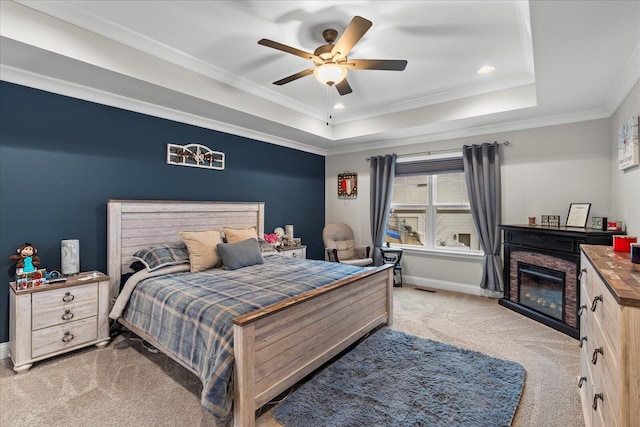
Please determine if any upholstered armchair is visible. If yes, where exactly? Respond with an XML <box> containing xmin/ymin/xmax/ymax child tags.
<box><xmin>322</xmin><ymin>223</ymin><xmax>373</xmax><ymax>266</ymax></box>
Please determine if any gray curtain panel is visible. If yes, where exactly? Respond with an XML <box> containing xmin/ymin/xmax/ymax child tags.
<box><xmin>463</xmin><ymin>143</ymin><xmax>503</xmax><ymax>291</ymax></box>
<box><xmin>370</xmin><ymin>154</ymin><xmax>397</xmax><ymax>266</ymax></box>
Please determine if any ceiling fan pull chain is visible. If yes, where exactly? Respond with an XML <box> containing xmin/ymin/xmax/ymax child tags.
<box><xmin>326</xmin><ymin>85</ymin><xmax>332</xmax><ymax>126</ymax></box>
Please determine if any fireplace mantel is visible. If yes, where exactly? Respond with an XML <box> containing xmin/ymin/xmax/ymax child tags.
<box><xmin>499</xmin><ymin>224</ymin><xmax>620</xmax><ymax>338</ymax></box>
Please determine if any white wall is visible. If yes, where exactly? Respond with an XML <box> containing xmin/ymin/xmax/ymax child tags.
<box><xmin>610</xmin><ymin>81</ymin><xmax>640</xmax><ymax>237</ymax></box>
<box><xmin>326</xmin><ymin>116</ymin><xmax>618</xmax><ymax>294</ymax></box>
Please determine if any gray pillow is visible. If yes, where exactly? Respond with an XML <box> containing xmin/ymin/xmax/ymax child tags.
<box><xmin>217</xmin><ymin>238</ymin><xmax>264</xmax><ymax>270</ymax></box>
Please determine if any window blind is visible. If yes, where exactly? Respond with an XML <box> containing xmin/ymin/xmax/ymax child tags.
<box><xmin>395</xmin><ymin>156</ymin><xmax>464</xmax><ymax>176</ymax></box>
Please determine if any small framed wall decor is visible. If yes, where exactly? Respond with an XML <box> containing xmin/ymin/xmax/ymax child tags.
<box><xmin>167</xmin><ymin>143</ymin><xmax>225</xmax><ymax>170</ymax></box>
<box><xmin>338</xmin><ymin>172</ymin><xmax>357</xmax><ymax>199</ymax></box>
<box><xmin>618</xmin><ymin>115</ymin><xmax>639</xmax><ymax>170</ymax></box>
<box><xmin>566</xmin><ymin>203</ymin><xmax>591</xmax><ymax>228</ymax></box>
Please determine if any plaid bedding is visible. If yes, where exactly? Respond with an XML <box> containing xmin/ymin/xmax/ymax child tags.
<box><xmin>122</xmin><ymin>255</ymin><xmax>369</xmax><ymax>420</ymax></box>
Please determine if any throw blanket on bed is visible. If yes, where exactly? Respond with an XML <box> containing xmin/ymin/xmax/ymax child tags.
<box><xmin>114</xmin><ymin>255</ymin><xmax>369</xmax><ymax>420</ymax></box>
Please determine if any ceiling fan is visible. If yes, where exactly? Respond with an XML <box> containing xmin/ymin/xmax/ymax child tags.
<box><xmin>258</xmin><ymin>16</ymin><xmax>407</xmax><ymax>96</ymax></box>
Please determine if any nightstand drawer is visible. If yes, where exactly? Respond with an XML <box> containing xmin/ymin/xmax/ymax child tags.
<box><xmin>32</xmin><ymin>299</ymin><xmax>98</xmax><ymax>330</ymax></box>
<box><xmin>278</xmin><ymin>246</ymin><xmax>306</xmax><ymax>259</ymax></box>
<box><xmin>282</xmin><ymin>248</ymin><xmax>305</xmax><ymax>259</ymax></box>
<box><xmin>32</xmin><ymin>283</ymin><xmax>98</xmax><ymax>311</ymax></box>
<box><xmin>32</xmin><ymin>316</ymin><xmax>97</xmax><ymax>358</ymax></box>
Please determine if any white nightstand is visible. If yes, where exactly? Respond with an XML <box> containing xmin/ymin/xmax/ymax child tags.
<box><xmin>9</xmin><ymin>271</ymin><xmax>111</xmax><ymax>373</ymax></box>
<box><xmin>277</xmin><ymin>245</ymin><xmax>307</xmax><ymax>259</ymax></box>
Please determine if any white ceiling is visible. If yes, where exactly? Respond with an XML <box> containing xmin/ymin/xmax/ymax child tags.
<box><xmin>1</xmin><ymin>0</ymin><xmax>639</xmax><ymax>156</ymax></box>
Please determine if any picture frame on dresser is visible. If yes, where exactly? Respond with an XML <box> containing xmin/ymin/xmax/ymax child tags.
<box><xmin>566</xmin><ymin>203</ymin><xmax>591</xmax><ymax>228</ymax></box>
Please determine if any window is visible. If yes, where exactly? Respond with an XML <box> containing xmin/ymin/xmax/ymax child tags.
<box><xmin>386</xmin><ymin>157</ymin><xmax>480</xmax><ymax>252</ymax></box>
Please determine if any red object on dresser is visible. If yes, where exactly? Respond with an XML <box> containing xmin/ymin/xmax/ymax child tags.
<box><xmin>612</xmin><ymin>235</ymin><xmax>637</xmax><ymax>252</ymax></box>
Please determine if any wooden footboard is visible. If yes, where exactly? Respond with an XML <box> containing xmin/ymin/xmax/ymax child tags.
<box><xmin>233</xmin><ymin>264</ymin><xmax>394</xmax><ymax>427</ymax></box>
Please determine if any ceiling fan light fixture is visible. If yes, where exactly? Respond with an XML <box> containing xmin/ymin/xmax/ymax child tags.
<box><xmin>314</xmin><ymin>64</ymin><xmax>347</xmax><ymax>86</ymax></box>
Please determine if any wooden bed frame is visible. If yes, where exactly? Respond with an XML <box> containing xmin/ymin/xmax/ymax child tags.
<box><xmin>107</xmin><ymin>200</ymin><xmax>394</xmax><ymax>427</ymax></box>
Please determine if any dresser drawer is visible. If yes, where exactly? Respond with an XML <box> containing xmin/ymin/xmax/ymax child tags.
<box><xmin>32</xmin><ymin>299</ymin><xmax>98</xmax><ymax>330</ymax></box>
<box><xmin>32</xmin><ymin>316</ymin><xmax>97</xmax><ymax>358</ymax></box>
<box><xmin>32</xmin><ymin>283</ymin><xmax>98</xmax><ymax>311</ymax></box>
<box><xmin>587</xmin><ymin>334</ymin><xmax>620</xmax><ymax>426</ymax></box>
<box><xmin>585</xmin><ymin>270</ymin><xmax>620</xmax><ymax>359</ymax></box>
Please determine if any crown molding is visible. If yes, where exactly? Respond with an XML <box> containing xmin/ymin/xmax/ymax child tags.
<box><xmin>325</xmin><ymin>108</ymin><xmax>611</xmax><ymax>156</ymax></box>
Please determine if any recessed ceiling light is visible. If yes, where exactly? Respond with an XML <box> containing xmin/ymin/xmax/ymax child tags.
<box><xmin>333</xmin><ymin>103</ymin><xmax>345</xmax><ymax>110</ymax></box>
<box><xmin>477</xmin><ymin>65</ymin><xmax>496</xmax><ymax>75</ymax></box>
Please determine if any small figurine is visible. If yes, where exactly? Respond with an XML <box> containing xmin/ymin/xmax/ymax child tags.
<box><xmin>10</xmin><ymin>242</ymin><xmax>41</xmax><ymax>273</ymax></box>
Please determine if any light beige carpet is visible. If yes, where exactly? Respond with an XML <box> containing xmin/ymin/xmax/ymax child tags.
<box><xmin>0</xmin><ymin>286</ymin><xmax>584</xmax><ymax>426</ymax></box>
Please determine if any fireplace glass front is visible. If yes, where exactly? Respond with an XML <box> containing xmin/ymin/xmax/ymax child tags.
<box><xmin>517</xmin><ymin>262</ymin><xmax>565</xmax><ymax>321</ymax></box>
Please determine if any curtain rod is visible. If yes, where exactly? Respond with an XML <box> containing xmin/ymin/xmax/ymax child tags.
<box><xmin>366</xmin><ymin>141</ymin><xmax>510</xmax><ymax>161</ymax></box>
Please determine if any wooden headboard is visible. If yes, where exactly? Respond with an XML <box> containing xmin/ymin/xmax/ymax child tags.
<box><xmin>107</xmin><ymin>200</ymin><xmax>265</xmax><ymax>298</ymax></box>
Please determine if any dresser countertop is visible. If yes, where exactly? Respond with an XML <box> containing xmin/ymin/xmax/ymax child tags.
<box><xmin>581</xmin><ymin>245</ymin><xmax>640</xmax><ymax>307</ymax></box>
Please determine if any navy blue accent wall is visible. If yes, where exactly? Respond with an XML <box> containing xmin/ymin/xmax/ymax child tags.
<box><xmin>0</xmin><ymin>81</ymin><xmax>325</xmax><ymax>343</ymax></box>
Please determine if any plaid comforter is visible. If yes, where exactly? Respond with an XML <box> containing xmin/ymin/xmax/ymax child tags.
<box><xmin>122</xmin><ymin>255</ymin><xmax>369</xmax><ymax>420</ymax></box>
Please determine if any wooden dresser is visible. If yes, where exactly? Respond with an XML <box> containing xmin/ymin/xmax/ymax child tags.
<box><xmin>9</xmin><ymin>271</ymin><xmax>111</xmax><ymax>372</ymax></box>
<box><xmin>578</xmin><ymin>245</ymin><xmax>640</xmax><ymax>427</ymax></box>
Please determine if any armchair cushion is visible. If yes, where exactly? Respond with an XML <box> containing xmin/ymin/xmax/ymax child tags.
<box><xmin>322</xmin><ymin>223</ymin><xmax>373</xmax><ymax>266</ymax></box>
<box><xmin>332</xmin><ymin>239</ymin><xmax>356</xmax><ymax>261</ymax></box>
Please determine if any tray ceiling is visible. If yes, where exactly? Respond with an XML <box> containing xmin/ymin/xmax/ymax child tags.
<box><xmin>1</xmin><ymin>1</ymin><xmax>638</xmax><ymax>155</ymax></box>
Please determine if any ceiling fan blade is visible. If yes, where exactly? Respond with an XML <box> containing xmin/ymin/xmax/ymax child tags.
<box><xmin>335</xmin><ymin>79</ymin><xmax>353</xmax><ymax>96</ymax></box>
<box><xmin>346</xmin><ymin>59</ymin><xmax>408</xmax><ymax>71</ymax></box>
<box><xmin>258</xmin><ymin>39</ymin><xmax>321</xmax><ymax>62</ymax></box>
<box><xmin>273</xmin><ymin>68</ymin><xmax>315</xmax><ymax>85</ymax></box>
<box><xmin>331</xmin><ymin>16</ymin><xmax>372</xmax><ymax>59</ymax></box>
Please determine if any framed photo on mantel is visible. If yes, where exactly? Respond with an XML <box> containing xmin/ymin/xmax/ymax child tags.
<box><xmin>566</xmin><ymin>203</ymin><xmax>591</xmax><ymax>228</ymax></box>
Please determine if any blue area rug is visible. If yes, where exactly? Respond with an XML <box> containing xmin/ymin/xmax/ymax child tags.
<box><xmin>273</xmin><ymin>328</ymin><xmax>525</xmax><ymax>427</ymax></box>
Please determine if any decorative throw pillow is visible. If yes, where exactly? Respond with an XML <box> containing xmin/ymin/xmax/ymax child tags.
<box><xmin>178</xmin><ymin>229</ymin><xmax>224</xmax><ymax>272</ymax></box>
<box><xmin>224</xmin><ymin>227</ymin><xmax>259</xmax><ymax>243</ymax></box>
<box><xmin>258</xmin><ymin>237</ymin><xmax>278</xmax><ymax>254</ymax></box>
<box><xmin>131</xmin><ymin>242</ymin><xmax>190</xmax><ymax>272</ymax></box>
<box><xmin>217</xmin><ymin>238</ymin><xmax>264</xmax><ymax>270</ymax></box>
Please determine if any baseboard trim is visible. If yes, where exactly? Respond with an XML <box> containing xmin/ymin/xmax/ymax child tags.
<box><xmin>0</xmin><ymin>341</ymin><xmax>9</xmax><ymax>360</ymax></box>
<box><xmin>404</xmin><ymin>275</ymin><xmax>502</xmax><ymax>299</ymax></box>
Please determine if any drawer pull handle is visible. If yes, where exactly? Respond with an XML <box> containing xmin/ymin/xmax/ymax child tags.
<box><xmin>578</xmin><ymin>376</ymin><xmax>587</xmax><ymax>388</ymax></box>
<box><xmin>578</xmin><ymin>305</ymin><xmax>587</xmax><ymax>317</ymax></box>
<box><xmin>578</xmin><ymin>268</ymin><xmax>587</xmax><ymax>280</ymax></box>
<box><xmin>62</xmin><ymin>291</ymin><xmax>75</xmax><ymax>302</ymax></box>
<box><xmin>62</xmin><ymin>310</ymin><xmax>74</xmax><ymax>321</ymax></box>
<box><xmin>62</xmin><ymin>331</ymin><xmax>75</xmax><ymax>343</ymax></box>
<box><xmin>592</xmin><ymin>393</ymin><xmax>603</xmax><ymax>411</ymax></box>
<box><xmin>590</xmin><ymin>295</ymin><xmax>602</xmax><ymax>312</ymax></box>
<box><xmin>579</xmin><ymin>336</ymin><xmax>587</xmax><ymax>348</ymax></box>
<box><xmin>592</xmin><ymin>347</ymin><xmax>603</xmax><ymax>364</ymax></box>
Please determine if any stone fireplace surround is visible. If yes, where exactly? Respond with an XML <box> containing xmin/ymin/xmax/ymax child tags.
<box><xmin>499</xmin><ymin>224</ymin><xmax>619</xmax><ymax>339</ymax></box>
